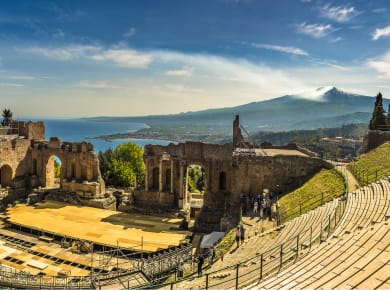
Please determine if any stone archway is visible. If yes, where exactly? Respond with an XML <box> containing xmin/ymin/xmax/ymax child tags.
<box><xmin>45</xmin><ymin>155</ymin><xmax>62</xmax><ymax>188</ymax></box>
<box><xmin>0</xmin><ymin>164</ymin><xmax>13</xmax><ymax>188</ymax></box>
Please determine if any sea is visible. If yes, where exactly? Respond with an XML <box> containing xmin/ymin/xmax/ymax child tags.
<box><xmin>32</xmin><ymin>118</ymin><xmax>172</xmax><ymax>153</ymax></box>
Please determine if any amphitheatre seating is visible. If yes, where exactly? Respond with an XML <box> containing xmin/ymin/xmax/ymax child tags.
<box><xmin>331</xmin><ymin>177</ymin><xmax>390</xmax><ymax>239</ymax></box>
<box><xmin>173</xmin><ymin>198</ymin><xmax>342</xmax><ymax>290</ymax></box>
<box><xmin>253</xmin><ymin>221</ymin><xmax>390</xmax><ymax>289</ymax></box>
<box><xmin>215</xmin><ymin>198</ymin><xmax>339</xmax><ymax>270</ymax></box>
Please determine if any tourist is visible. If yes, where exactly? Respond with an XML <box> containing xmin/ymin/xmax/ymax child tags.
<box><xmin>260</xmin><ymin>199</ymin><xmax>266</xmax><ymax>220</ymax></box>
<box><xmin>240</xmin><ymin>223</ymin><xmax>245</xmax><ymax>245</ymax></box>
<box><xmin>220</xmin><ymin>249</ymin><xmax>224</xmax><ymax>262</ymax></box>
<box><xmin>197</xmin><ymin>253</ymin><xmax>204</xmax><ymax>276</ymax></box>
<box><xmin>253</xmin><ymin>199</ymin><xmax>258</xmax><ymax>216</ymax></box>
<box><xmin>235</xmin><ymin>225</ymin><xmax>241</xmax><ymax>248</ymax></box>
<box><xmin>208</xmin><ymin>246</ymin><xmax>214</xmax><ymax>265</ymax></box>
<box><xmin>177</xmin><ymin>261</ymin><xmax>184</xmax><ymax>278</ymax></box>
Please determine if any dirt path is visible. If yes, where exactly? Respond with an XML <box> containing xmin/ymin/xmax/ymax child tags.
<box><xmin>334</xmin><ymin>162</ymin><xmax>359</xmax><ymax>192</ymax></box>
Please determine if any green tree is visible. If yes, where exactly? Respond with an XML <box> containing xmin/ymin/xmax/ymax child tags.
<box><xmin>114</xmin><ymin>142</ymin><xmax>145</xmax><ymax>185</ymax></box>
<box><xmin>98</xmin><ymin>148</ymin><xmax>114</xmax><ymax>183</ymax></box>
<box><xmin>369</xmin><ymin>93</ymin><xmax>386</xmax><ymax>130</ymax></box>
<box><xmin>54</xmin><ymin>159</ymin><xmax>61</xmax><ymax>178</ymax></box>
<box><xmin>110</xmin><ymin>159</ymin><xmax>136</xmax><ymax>187</ymax></box>
<box><xmin>98</xmin><ymin>142</ymin><xmax>145</xmax><ymax>188</ymax></box>
<box><xmin>1</xmin><ymin>109</ymin><xmax>13</xmax><ymax>126</ymax></box>
<box><xmin>187</xmin><ymin>166</ymin><xmax>205</xmax><ymax>193</ymax></box>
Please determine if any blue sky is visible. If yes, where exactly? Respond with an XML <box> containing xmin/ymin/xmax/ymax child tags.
<box><xmin>1</xmin><ymin>0</ymin><xmax>390</xmax><ymax>118</ymax></box>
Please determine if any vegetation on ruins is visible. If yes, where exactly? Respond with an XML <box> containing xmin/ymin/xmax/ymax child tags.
<box><xmin>188</xmin><ymin>166</ymin><xmax>205</xmax><ymax>193</ymax></box>
<box><xmin>369</xmin><ymin>92</ymin><xmax>387</xmax><ymax>130</ymax></box>
<box><xmin>98</xmin><ymin>142</ymin><xmax>145</xmax><ymax>187</ymax></box>
<box><xmin>279</xmin><ymin>169</ymin><xmax>345</xmax><ymax>221</ymax></box>
<box><xmin>1</xmin><ymin>109</ymin><xmax>13</xmax><ymax>126</ymax></box>
<box><xmin>347</xmin><ymin>142</ymin><xmax>390</xmax><ymax>185</ymax></box>
<box><xmin>54</xmin><ymin>159</ymin><xmax>61</xmax><ymax>178</ymax></box>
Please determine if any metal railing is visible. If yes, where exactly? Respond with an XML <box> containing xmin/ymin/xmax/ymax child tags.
<box><xmin>132</xmin><ymin>198</ymin><xmax>346</xmax><ymax>290</ymax></box>
<box><xmin>348</xmin><ymin>162</ymin><xmax>390</xmax><ymax>186</ymax></box>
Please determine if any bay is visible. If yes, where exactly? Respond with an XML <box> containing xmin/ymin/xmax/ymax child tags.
<box><xmin>30</xmin><ymin>118</ymin><xmax>172</xmax><ymax>152</ymax></box>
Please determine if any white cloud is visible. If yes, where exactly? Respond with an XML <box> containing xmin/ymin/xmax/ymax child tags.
<box><xmin>330</xmin><ymin>36</ymin><xmax>343</xmax><ymax>43</ymax></box>
<box><xmin>164</xmin><ymin>69</ymin><xmax>193</xmax><ymax>76</ymax></box>
<box><xmin>372</xmin><ymin>25</ymin><xmax>390</xmax><ymax>40</ymax></box>
<box><xmin>0</xmin><ymin>82</ymin><xmax>24</xmax><ymax>87</ymax></box>
<box><xmin>296</xmin><ymin>22</ymin><xmax>334</xmax><ymax>38</ymax></box>
<box><xmin>123</xmin><ymin>27</ymin><xmax>136</xmax><ymax>38</ymax></box>
<box><xmin>319</xmin><ymin>4</ymin><xmax>359</xmax><ymax>22</ymax></box>
<box><xmin>5</xmin><ymin>75</ymin><xmax>36</xmax><ymax>80</ymax></box>
<box><xmin>22</xmin><ymin>45</ymin><xmax>100</xmax><ymax>60</ymax></box>
<box><xmin>367</xmin><ymin>50</ymin><xmax>390</xmax><ymax>78</ymax></box>
<box><xmin>249</xmin><ymin>43</ymin><xmax>309</xmax><ymax>56</ymax></box>
<box><xmin>372</xmin><ymin>8</ymin><xmax>387</xmax><ymax>14</ymax></box>
<box><xmin>91</xmin><ymin>49</ymin><xmax>152</xmax><ymax>68</ymax></box>
<box><xmin>75</xmin><ymin>81</ymin><xmax>123</xmax><ymax>89</ymax></box>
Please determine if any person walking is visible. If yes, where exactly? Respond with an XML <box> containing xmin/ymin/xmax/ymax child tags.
<box><xmin>240</xmin><ymin>224</ymin><xmax>245</xmax><ymax>245</ymax></box>
<box><xmin>235</xmin><ymin>225</ymin><xmax>241</xmax><ymax>248</ymax></box>
<box><xmin>208</xmin><ymin>246</ymin><xmax>214</xmax><ymax>265</ymax></box>
<box><xmin>197</xmin><ymin>253</ymin><xmax>204</xmax><ymax>276</ymax></box>
<box><xmin>253</xmin><ymin>199</ymin><xmax>258</xmax><ymax>217</ymax></box>
<box><xmin>177</xmin><ymin>261</ymin><xmax>184</xmax><ymax>278</ymax></box>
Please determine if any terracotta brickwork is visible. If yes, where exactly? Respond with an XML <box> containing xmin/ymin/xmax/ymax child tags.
<box><xmin>143</xmin><ymin>116</ymin><xmax>331</xmax><ymax>231</ymax></box>
<box><xmin>0</xmin><ymin>121</ymin><xmax>105</xmax><ymax>197</ymax></box>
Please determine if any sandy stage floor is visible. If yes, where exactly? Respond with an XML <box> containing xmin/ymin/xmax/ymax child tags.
<box><xmin>6</xmin><ymin>201</ymin><xmax>188</xmax><ymax>252</ymax></box>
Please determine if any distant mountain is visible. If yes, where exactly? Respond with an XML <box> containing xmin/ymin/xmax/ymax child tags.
<box><xmin>88</xmin><ymin>87</ymin><xmax>389</xmax><ymax>133</ymax></box>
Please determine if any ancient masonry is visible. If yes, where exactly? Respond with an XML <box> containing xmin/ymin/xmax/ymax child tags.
<box><xmin>0</xmin><ymin>121</ymin><xmax>110</xmax><ymax>208</ymax></box>
<box><xmin>142</xmin><ymin>115</ymin><xmax>332</xmax><ymax>232</ymax></box>
<box><xmin>1</xmin><ymin>117</ymin><xmax>332</xmax><ymax>232</ymax></box>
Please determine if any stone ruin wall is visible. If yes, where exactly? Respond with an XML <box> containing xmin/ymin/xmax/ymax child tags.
<box><xmin>0</xmin><ymin>121</ymin><xmax>106</xmax><ymax>205</ymax></box>
<box><xmin>143</xmin><ymin>142</ymin><xmax>233</xmax><ymax>208</ymax></box>
<box><xmin>142</xmin><ymin>139</ymin><xmax>331</xmax><ymax>227</ymax></box>
<box><xmin>30</xmin><ymin>137</ymin><xmax>105</xmax><ymax>196</ymax></box>
<box><xmin>227</xmin><ymin>154</ymin><xmax>332</xmax><ymax>217</ymax></box>
<box><xmin>0</xmin><ymin>137</ymin><xmax>32</xmax><ymax>189</ymax></box>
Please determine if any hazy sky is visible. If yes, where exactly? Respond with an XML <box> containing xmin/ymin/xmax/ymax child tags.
<box><xmin>1</xmin><ymin>0</ymin><xmax>390</xmax><ymax>118</ymax></box>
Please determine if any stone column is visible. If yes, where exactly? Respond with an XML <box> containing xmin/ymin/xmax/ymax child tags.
<box><xmin>179</xmin><ymin>162</ymin><xmax>186</xmax><ymax>198</ymax></box>
<box><xmin>170</xmin><ymin>159</ymin><xmax>175</xmax><ymax>193</ymax></box>
<box><xmin>159</xmin><ymin>158</ymin><xmax>163</xmax><ymax>192</ymax></box>
<box><xmin>144</xmin><ymin>159</ymin><xmax>149</xmax><ymax>191</ymax></box>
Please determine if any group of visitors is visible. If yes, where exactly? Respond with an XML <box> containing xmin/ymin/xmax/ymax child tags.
<box><xmin>240</xmin><ymin>189</ymin><xmax>279</xmax><ymax>221</ymax></box>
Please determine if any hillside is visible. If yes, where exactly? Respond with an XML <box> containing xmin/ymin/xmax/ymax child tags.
<box><xmin>279</xmin><ymin>169</ymin><xmax>346</xmax><ymax>221</ymax></box>
<box><xmin>347</xmin><ymin>142</ymin><xmax>390</xmax><ymax>185</ymax></box>
<box><xmin>88</xmin><ymin>87</ymin><xmax>389</xmax><ymax>136</ymax></box>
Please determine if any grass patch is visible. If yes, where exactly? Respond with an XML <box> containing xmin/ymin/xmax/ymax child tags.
<box><xmin>279</xmin><ymin>168</ymin><xmax>345</xmax><ymax>222</ymax></box>
<box><xmin>347</xmin><ymin>143</ymin><xmax>390</xmax><ymax>185</ymax></box>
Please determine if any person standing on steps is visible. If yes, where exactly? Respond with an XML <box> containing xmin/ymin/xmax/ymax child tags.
<box><xmin>197</xmin><ymin>253</ymin><xmax>204</xmax><ymax>276</ymax></box>
<box><xmin>235</xmin><ymin>225</ymin><xmax>241</xmax><ymax>248</ymax></box>
<box><xmin>177</xmin><ymin>261</ymin><xmax>184</xmax><ymax>278</ymax></box>
<box><xmin>240</xmin><ymin>223</ymin><xmax>245</xmax><ymax>245</ymax></box>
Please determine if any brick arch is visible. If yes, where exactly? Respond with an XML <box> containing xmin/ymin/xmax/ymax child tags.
<box><xmin>144</xmin><ymin>142</ymin><xmax>233</xmax><ymax>209</ymax></box>
<box><xmin>185</xmin><ymin>160</ymin><xmax>208</xmax><ymax>194</ymax></box>
<box><xmin>0</xmin><ymin>163</ymin><xmax>13</xmax><ymax>188</ymax></box>
<box><xmin>31</xmin><ymin>138</ymin><xmax>105</xmax><ymax>196</ymax></box>
<box><xmin>44</xmin><ymin>154</ymin><xmax>64</xmax><ymax>188</ymax></box>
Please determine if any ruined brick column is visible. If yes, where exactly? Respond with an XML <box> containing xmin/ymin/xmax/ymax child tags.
<box><xmin>158</xmin><ymin>158</ymin><xmax>163</xmax><ymax>192</ymax></box>
<box><xmin>144</xmin><ymin>158</ymin><xmax>149</xmax><ymax>191</ymax></box>
<box><xmin>170</xmin><ymin>159</ymin><xmax>175</xmax><ymax>194</ymax></box>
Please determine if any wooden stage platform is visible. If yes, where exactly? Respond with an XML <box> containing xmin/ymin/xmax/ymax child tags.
<box><xmin>6</xmin><ymin>201</ymin><xmax>188</xmax><ymax>253</ymax></box>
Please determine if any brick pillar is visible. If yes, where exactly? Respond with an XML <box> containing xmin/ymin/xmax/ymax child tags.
<box><xmin>144</xmin><ymin>159</ymin><xmax>149</xmax><ymax>191</ymax></box>
<box><xmin>159</xmin><ymin>158</ymin><xmax>163</xmax><ymax>192</ymax></box>
<box><xmin>170</xmin><ymin>160</ymin><xmax>175</xmax><ymax>194</ymax></box>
